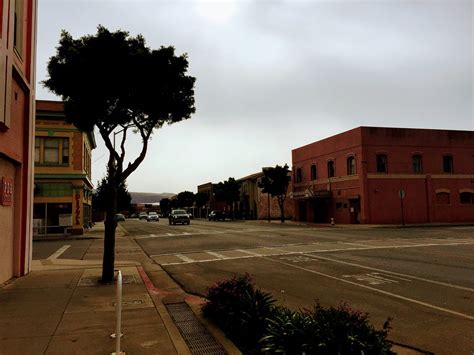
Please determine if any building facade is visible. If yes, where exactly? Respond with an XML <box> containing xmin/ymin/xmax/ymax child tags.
<box><xmin>238</xmin><ymin>171</ymin><xmax>294</xmax><ymax>220</ymax></box>
<box><xmin>34</xmin><ymin>100</ymin><xmax>96</xmax><ymax>235</ymax></box>
<box><xmin>292</xmin><ymin>127</ymin><xmax>474</xmax><ymax>224</ymax></box>
<box><xmin>196</xmin><ymin>182</ymin><xmax>226</xmax><ymax>218</ymax></box>
<box><xmin>0</xmin><ymin>0</ymin><xmax>37</xmax><ymax>284</ymax></box>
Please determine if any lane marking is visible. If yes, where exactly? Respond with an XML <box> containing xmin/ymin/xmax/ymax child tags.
<box><xmin>166</xmin><ymin>233</ymin><xmax>174</xmax><ymax>236</ymax></box>
<box><xmin>266</xmin><ymin>257</ymin><xmax>474</xmax><ymax>321</ymax></box>
<box><xmin>236</xmin><ymin>249</ymin><xmax>262</xmax><ymax>256</ymax></box>
<box><xmin>206</xmin><ymin>251</ymin><xmax>228</xmax><ymax>259</ymax></box>
<box><xmin>302</xmin><ymin>254</ymin><xmax>474</xmax><ymax>292</ymax></box>
<box><xmin>47</xmin><ymin>245</ymin><xmax>71</xmax><ymax>260</ymax></box>
<box><xmin>175</xmin><ymin>254</ymin><xmax>194</xmax><ymax>263</ymax></box>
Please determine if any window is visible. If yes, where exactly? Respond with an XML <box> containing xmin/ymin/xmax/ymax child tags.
<box><xmin>296</xmin><ymin>168</ymin><xmax>302</xmax><ymax>183</ymax></box>
<box><xmin>412</xmin><ymin>154</ymin><xmax>422</xmax><ymax>174</ymax></box>
<box><xmin>13</xmin><ymin>0</ymin><xmax>24</xmax><ymax>57</ymax></box>
<box><xmin>376</xmin><ymin>154</ymin><xmax>388</xmax><ymax>173</ymax></box>
<box><xmin>443</xmin><ymin>155</ymin><xmax>453</xmax><ymax>173</ymax></box>
<box><xmin>460</xmin><ymin>192</ymin><xmax>474</xmax><ymax>204</ymax></box>
<box><xmin>34</xmin><ymin>137</ymin><xmax>40</xmax><ymax>163</ymax></box>
<box><xmin>435</xmin><ymin>192</ymin><xmax>450</xmax><ymax>205</ymax></box>
<box><xmin>35</xmin><ymin>137</ymin><xmax>69</xmax><ymax>165</ymax></box>
<box><xmin>310</xmin><ymin>165</ymin><xmax>317</xmax><ymax>180</ymax></box>
<box><xmin>327</xmin><ymin>160</ymin><xmax>335</xmax><ymax>178</ymax></box>
<box><xmin>347</xmin><ymin>156</ymin><xmax>356</xmax><ymax>175</ymax></box>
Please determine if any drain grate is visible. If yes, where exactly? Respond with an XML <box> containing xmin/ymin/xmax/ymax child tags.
<box><xmin>166</xmin><ymin>303</ymin><xmax>227</xmax><ymax>355</ymax></box>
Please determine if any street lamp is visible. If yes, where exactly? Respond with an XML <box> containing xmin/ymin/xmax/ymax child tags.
<box><xmin>113</xmin><ymin>128</ymin><xmax>125</xmax><ymax>150</ymax></box>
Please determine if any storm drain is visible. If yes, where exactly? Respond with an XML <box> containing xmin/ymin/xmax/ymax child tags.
<box><xmin>166</xmin><ymin>302</ymin><xmax>227</xmax><ymax>355</ymax></box>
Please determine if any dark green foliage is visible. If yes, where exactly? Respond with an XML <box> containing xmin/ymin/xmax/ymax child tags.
<box><xmin>93</xmin><ymin>175</ymin><xmax>132</xmax><ymax>213</ymax></box>
<box><xmin>258</xmin><ymin>164</ymin><xmax>291</xmax><ymax>222</ymax></box>
<box><xmin>195</xmin><ymin>192</ymin><xmax>209</xmax><ymax>208</ymax></box>
<box><xmin>202</xmin><ymin>275</ymin><xmax>394</xmax><ymax>355</ymax></box>
<box><xmin>213</xmin><ymin>177</ymin><xmax>241</xmax><ymax>219</ymax></box>
<box><xmin>177</xmin><ymin>191</ymin><xmax>195</xmax><ymax>208</ymax></box>
<box><xmin>43</xmin><ymin>26</ymin><xmax>195</xmax><ymax>282</ymax></box>
<box><xmin>160</xmin><ymin>198</ymin><xmax>171</xmax><ymax>217</ymax></box>
<box><xmin>262</xmin><ymin>304</ymin><xmax>394</xmax><ymax>355</ymax></box>
<box><xmin>202</xmin><ymin>274</ymin><xmax>276</xmax><ymax>353</ymax></box>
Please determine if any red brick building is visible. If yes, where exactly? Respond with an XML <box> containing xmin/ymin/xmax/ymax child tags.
<box><xmin>292</xmin><ymin>127</ymin><xmax>474</xmax><ymax>224</ymax></box>
<box><xmin>0</xmin><ymin>0</ymin><xmax>37</xmax><ymax>284</ymax></box>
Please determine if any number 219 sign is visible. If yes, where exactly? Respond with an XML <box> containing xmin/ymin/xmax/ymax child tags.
<box><xmin>1</xmin><ymin>177</ymin><xmax>13</xmax><ymax>206</ymax></box>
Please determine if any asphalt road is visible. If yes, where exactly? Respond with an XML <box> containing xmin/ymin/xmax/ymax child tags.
<box><xmin>34</xmin><ymin>219</ymin><xmax>474</xmax><ymax>354</ymax></box>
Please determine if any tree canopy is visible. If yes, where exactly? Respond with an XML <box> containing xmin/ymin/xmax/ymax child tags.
<box><xmin>214</xmin><ymin>178</ymin><xmax>241</xmax><ymax>219</ymax></box>
<box><xmin>44</xmin><ymin>26</ymin><xmax>196</xmax><ymax>182</ymax></box>
<box><xmin>93</xmin><ymin>176</ymin><xmax>132</xmax><ymax>213</ymax></box>
<box><xmin>195</xmin><ymin>192</ymin><xmax>209</xmax><ymax>208</ymax></box>
<box><xmin>177</xmin><ymin>191</ymin><xmax>195</xmax><ymax>208</ymax></box>
<box><xmin>259</xmin><ymin>164</ymin><xmax>291</xmax><ymax>222</ymax></box>
<box><xmin>43</xmin><ymin>26</ymin><xmax>196</xmax><ymax>282</ymax></box>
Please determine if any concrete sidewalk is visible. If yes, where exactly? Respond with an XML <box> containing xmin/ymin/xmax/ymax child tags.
<box><xmin>0</xmin><ymin>223</ymin><xmax>239</xmax><ymax>355</ymax></box>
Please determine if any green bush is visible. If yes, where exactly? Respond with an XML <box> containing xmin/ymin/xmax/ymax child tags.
<box><xmin>262</xmin><ymin>303</ymin><xmax>394</xmax><ymax>355</ymax></box>
<box><xmin>202</xmin><ymin>274</ymin><xmax>276</xmax><ymax>353</ymax></box>
<box><xmin>202</xmin><ymin>275</ymin><xmax>394</xmax><ymax>355</ymax></box>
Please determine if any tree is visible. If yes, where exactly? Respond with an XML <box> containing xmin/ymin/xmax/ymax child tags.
<box><xmin>93</xmin><ymin>175</ymin><xmax>132</xmax><ymax>214</ymax></box>
<box><xmin>177</xmin><ymin>191</ymin><xmax>195</xmax><ymax>208</ymax></box>
<box><xmin>258</xmin><ymin>164</ymin><xmax>291</xmax><ymax>223</ymax></box>
<box><xmin>214</xmin><ymin>178</ymin><xmax>241</xmax><ymax>220</ymax></box>
<box><xmin>159</xmin><ymin>198</ymin><xmax>171</xmax><ymax>217</ymax></box>
<box><xmin>44</xmin><ymin>26</ymin><xmax>196</xmax><ymax>282</ymax></box>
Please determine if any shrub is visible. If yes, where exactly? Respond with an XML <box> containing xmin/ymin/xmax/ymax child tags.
<box><xmin>202</xmin><ymin>274</ymin><xmax>276</xmax><ymax>353</ymax></box>
<box><xmin>262</xmin><ymin>303</ymin><xmax>394</xmax><ymax>355</ymax></box>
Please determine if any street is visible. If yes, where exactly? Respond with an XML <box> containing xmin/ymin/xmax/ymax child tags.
<box><xmin>34</xmin><ymin>220</ymin><xmax>474</xmax><ymax>354</ymax></box>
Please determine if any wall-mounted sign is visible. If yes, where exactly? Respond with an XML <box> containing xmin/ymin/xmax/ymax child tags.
<box><xmin>0</xmin><ymin>177</ymin><xmax>13</xmax><ymax>206</ymax></box>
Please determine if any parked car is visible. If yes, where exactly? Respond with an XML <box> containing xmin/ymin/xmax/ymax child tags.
<box><xmin>129</xmin><ymin>213</ymin><xmax>138</xmax><ymax>218</ymax></box>
<box><xmin>169</xmin><ymin>209</ymin><xmax>191</xmax><ymax>225</ymax></box>
<box><xmin>139</xmin><ymin>212</ymin><xmax>148</xmax><ymax>220</ymax></box>
<box><xmin>146</xmin><ymin>212</ymin><xmax>159</xmax><ymax>222</ymax></box>
<box><xmin>115</xmin><ymin>213</ymin><xmax>126</xmax><ymax>222</ymax></box>
<box><xmin>208</xmin><ymin>210</ymin><xmax>226</xmax><ymax>221</ymax></box>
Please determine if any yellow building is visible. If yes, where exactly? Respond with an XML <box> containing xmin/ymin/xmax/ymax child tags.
<box><xmin>33</xmin><ymin>100</ymin><xmax>96</xmax><ymax>235</ymax></box>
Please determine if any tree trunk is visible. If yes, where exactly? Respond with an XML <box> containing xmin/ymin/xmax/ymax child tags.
<box><xmin>101</xmin><ymin>182</ymin><xmax>118</xmax><ymax>282</ymax></box>
<box><xmin>278</xmin><ymin>196</ymin><xmax>285</xmax><ymax>223</ymax></box>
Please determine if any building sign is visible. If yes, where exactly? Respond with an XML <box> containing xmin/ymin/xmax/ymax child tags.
<box><xmin>75</xmin><ymin>192</ymin><xmax>81</xmax><ymax>225</ymax></box>
<box><xmin>0</xmin><ymin>177</ymin><xmax>13</xmax><ymax>206</ymax></box>
<box><xmin>291</xmin><ymin>189</ymin><xmax>331</xmax><ymax>199</ymax></box>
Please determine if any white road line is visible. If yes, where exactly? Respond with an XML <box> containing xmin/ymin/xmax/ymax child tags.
<box><xmin>339</xmin><ymin>241</ymin><xmax>378</xmax><ymax>247</ymax></box>
<box><xmin>267</xmin><ymin>257</ymin><xmax>474</xmax><ymax>321</ymax></box>
<box><xmin>206</xmin><ymin>251</ymin><xmax>228</xmax><ymax>259</ymax></box>
<box><xmin>302</xmin><ymin>254</ymin><xmax>474</xmax><ymax>292</ymax></box>
<box><xmin>166</xmin><ymin>233</ymin><xmax>174</xmax><ymax>236</ymax></box>
<box><xmin>47</xmin><ymin>245</ymin><xmax>71</xmax><ymax>260</ymax></box>
<box><xmin>263</xmin><ymin>246</ymin><xmax>288</xmax><ymax>253</ymax></box>
<box><xmin>236</xmin><ymin>249</ymin><xmax>262</xmax><ymax>256</ymax></box>
<box><xmin>175</xmin><ymin>254</ymin><xmax>194</xmax><ymax>263</ymax></box>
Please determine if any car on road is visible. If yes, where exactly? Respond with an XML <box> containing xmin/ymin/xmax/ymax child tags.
<box><xmin>139</xmin><ymin>212</ymin><xmax>148</xmax><ymax>220</ymax></box>
<box><xmin>115</xmin><ymin>213</ymin><xmax>126</xmax><ymax>222</ymax></box>
<box><xmin>146</xmin><ymin>212</ymin><xmax>159</xmax><ymax>222</ymax></box>
<box><xmin>208</xmin><ymin>210</ymin><xmax>226</xmax><ymax>221</ymax></box>
<box><xmin>169</xmin><ymin>209</ymin><xmax>190</xmax><ymax>225</ymax></box>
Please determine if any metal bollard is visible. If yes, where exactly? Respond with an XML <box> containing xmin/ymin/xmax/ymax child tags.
<box><xmin>111</xmin><ymin>270</ymin><xmax>124</xmax><ymax>355</ymax></box>
<box><xmin>330</xmin><ymin>218</ymin><xmax>335</xmax><ymax>227</ymax></box>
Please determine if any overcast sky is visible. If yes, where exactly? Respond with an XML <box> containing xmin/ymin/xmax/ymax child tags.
<box><xmin>36</xmin><ymin>0</ymin><xmax>473</xmax><ymax>194</ymax></box>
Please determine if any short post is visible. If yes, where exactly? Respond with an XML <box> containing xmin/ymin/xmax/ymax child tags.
<box><xmin>111</xmin><ymin>270</ymin><xmax>124</xmax><ymax>355</ymax></box>
<box><xmin>399</xmin><ymin>189</ymin><xmax>405</xmax><ymax>227</ymax></box>
<box><xmin>330</xmin><ymin>217</ymin><xmax>335</xmax><ymax>227</ymax></box>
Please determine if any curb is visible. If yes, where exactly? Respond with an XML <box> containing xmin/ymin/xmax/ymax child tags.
<box><xmin>137</xmin><ymin>265</ymin><xmax>241</xmax><ymax>355</ymax></box>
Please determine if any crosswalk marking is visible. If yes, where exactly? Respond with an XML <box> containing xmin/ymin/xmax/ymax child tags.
<box><xmin>206</xmin><ymin>251</ymin><xmax>228</xmax><ymax>259</ymax></box>
<box><xmin>156</xmin><ymin>239</ymin><xmax>474</xmax><ymax>266</ymax></box>
<box><xmin>175</xmin><ymin>254</ymin><xmax>194</xmax><ymax>262</ymax></box>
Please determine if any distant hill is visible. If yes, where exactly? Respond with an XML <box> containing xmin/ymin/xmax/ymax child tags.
<box><xmin>130</xmin><ymin>192</ymin><xmax>175</xmax><ymax>204</ymax></box>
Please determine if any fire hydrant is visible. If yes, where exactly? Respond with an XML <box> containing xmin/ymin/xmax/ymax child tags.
<box><xmin>330</xmin><ymin>217</ymin><xmax>335</xmax><ymax>227</ymax></box>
